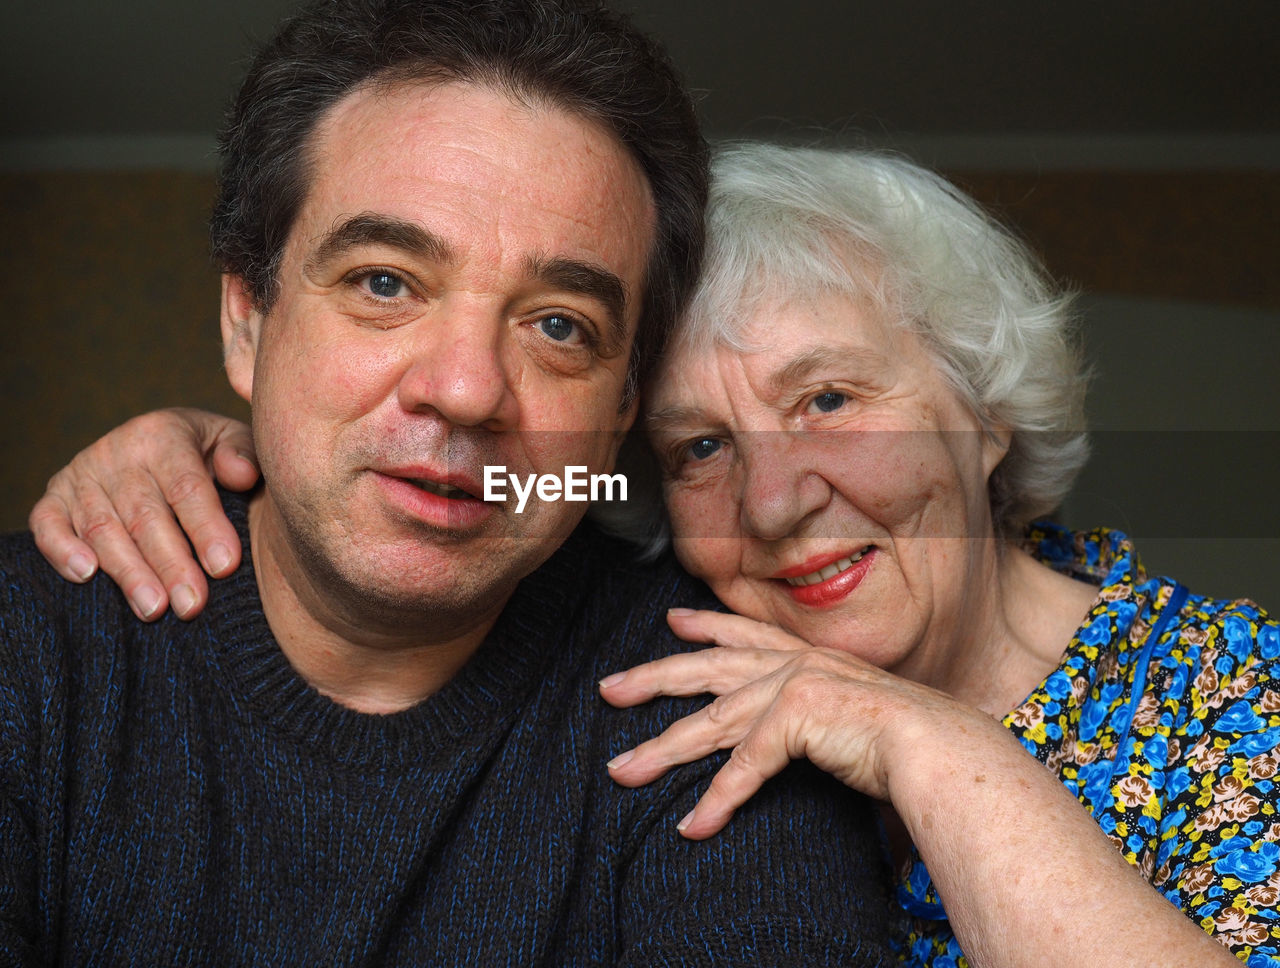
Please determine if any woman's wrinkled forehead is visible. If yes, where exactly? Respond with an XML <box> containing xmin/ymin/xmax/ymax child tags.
<box><xmin>674</xmin><ymin>263</ymin><xmax>896</xmax><ymax>365</ymax></box>
<box><xmin>653</xmin><ymin>295</ymin><xmax>776</xmax><ymax>396</ymax></box>
<box><xmin>646</xmin><ymin>286</ymin><xmax>902</xmax><ymax>426</ymax></box>
<box><xmin>678</xmin><ymin>233</ymin><xmax>896</xmax><ymax>358</ymax></box>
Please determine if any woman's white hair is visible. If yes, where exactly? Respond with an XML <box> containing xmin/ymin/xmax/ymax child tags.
<box><xmin>593</xmin><ymin>141</ymin><xmax>1089</xmax><ymax>552</ymax></box>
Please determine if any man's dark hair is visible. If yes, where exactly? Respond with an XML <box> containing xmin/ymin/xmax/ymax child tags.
<box><xmin>210</xmin><ymin>0</ymin><xmax>707</xmax><ymax>399</ymax></box>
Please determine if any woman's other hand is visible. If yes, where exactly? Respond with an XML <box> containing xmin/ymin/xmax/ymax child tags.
<box><xmin>29</xmin><ymin>408</ymin><xmax>258</xmax><ymax>622</ymax></box>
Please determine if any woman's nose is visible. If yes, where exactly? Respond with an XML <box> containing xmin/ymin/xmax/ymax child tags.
<box><xmin>736</xmin><ymin>431</ymin><xmax>831</xmax><ymax>540</ymax></box>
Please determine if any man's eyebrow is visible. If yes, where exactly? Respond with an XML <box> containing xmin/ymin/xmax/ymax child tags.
<box><xmin>305</xmin><ymin>213</ymin><xmax>456</xmax><ymax>273</ymax></box>
<box><xmin>525</xmin><ymin>254</ymin><xmax>630</xmax><ymax>348</ymax></box>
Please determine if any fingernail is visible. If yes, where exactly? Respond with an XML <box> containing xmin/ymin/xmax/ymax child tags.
<box><xmin>598</xmin><ymin>671</ymin><xmax>626</xmax><ymax>688</ymax></box>
<box><xmin>676</xmin><ymin>809</ymin><xmax>695</xmax><ymax>831</ymax></box>
<box><xmin>667</xmin><ymin>607</ymin><xmax>695</xmax><ymax>618</ymax></box>
<box><xmin>134</xmin><ymin>587</ymin><xmax>163</xmax><ymax>620</ymax></box>
<box><xmin>172</xmin><ymin>584</ymin><xmax>198</xmax><ymax>618</ymax></box>
<box><xmin>234</xmin><ymin>450</ymin><xmax>256</xmax><ymax>466</ymax></box>
<box><xmin>206</xmin><ymin>542</ymin><xmax>233</xmax><ymax>574</ymax></box>
<box><xmin>606</xmin><ymin>749</ymin><xmax>634</xmax><ymax>770</ymax></box>
<box><xmin>68</xmin><ymin>553</ymin><xmax>96</xmax><ymax>582</ymax></box>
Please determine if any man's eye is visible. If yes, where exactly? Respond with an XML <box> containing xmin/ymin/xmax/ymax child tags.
<box><xmin>364</xmin><ymin>272</ymin><xmax>404</xmax><ymax>298</ymax></box>
<box><xmin>537</xmin><ymin>315</ymin><xmax>579</xmax><ymax>343</ymax></box>
<box><xmin>687</xmin><ymin>437</ymin><xmax>722</xmax><ymax>461</ymax></box>
<box><xmin>811</xmin><ymin>391</ymin><xmax>847</xmax><ymax>413</ymax></box>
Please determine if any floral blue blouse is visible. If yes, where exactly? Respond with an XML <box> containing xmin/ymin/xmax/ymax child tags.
<box><xmin>894</xmin><ymin>524</ymin><xmax>1280</xmax><ymax>967</ymax></box>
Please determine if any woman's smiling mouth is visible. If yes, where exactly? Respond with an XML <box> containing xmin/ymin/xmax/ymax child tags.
<box><xmin>776</xmin><ymin>547</ymin><xmax>876</xmax><ymax>607</ymax></box>
<box><xmin>782</xmin><ymin>547</ymin><xmax>874</xmax><ymax>587</ymax></box>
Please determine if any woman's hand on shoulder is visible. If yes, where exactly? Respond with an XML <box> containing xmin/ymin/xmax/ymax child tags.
<box><xmin>599</xmin><ymin>608</ymin><xmax>988</xmax><ymax>839</ymax></box>
<box><xmin>29</xmin><ymin>408</ymin><xmax>258</xmax><ymax>622</ymax></box>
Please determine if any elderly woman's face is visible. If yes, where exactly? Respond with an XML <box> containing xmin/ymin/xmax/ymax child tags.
<box><xmin>647</xmin><ymin>290</ymin><xmax>1008</xmax><ymax>671</ymax></box>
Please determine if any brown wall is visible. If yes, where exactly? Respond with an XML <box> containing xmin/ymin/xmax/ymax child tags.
<box><xmin>1</xmin><ymin>171</ymin><xmax>248</xmax><ymax>530</ymax></box>
<box><xmin>955</xmin><ymin>171</ymin><xmax>1279</xmax><ymax>311</ymax></box>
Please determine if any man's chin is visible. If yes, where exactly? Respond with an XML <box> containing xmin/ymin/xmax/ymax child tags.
<box><xmin>253</xmin><ymin>487</ymin><xmax>586</xmax><ymax>638</ymax></box>
<box><xmin>285</xmin><ymin>552</ymin><xmax>516</xmax><ymax>645</ymax></box>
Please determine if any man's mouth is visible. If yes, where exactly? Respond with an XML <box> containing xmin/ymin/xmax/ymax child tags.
<box><xmin>406</xmin><ymin>477</ymin><xmax>478</xmax><ymax>501</ymax></box>
<box><xmin>782</xmin><ymin>547</ymin><xmax>873</xmax><ymax>587</ymax></box>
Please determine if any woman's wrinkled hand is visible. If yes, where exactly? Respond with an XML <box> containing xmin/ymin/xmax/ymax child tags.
<box><xmin>29</xmin><ymin>408</ymin><xmax>258</xmax><ymax>622</ymax></box>
<box><xmin>599</xmin><ymin>608</ymin><xmax>964</xmax><ymax>839</ymax></box>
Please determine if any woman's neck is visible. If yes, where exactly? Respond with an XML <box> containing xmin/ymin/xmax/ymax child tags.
<box><xmin>907</xmin><ymin>543</ymin><xmax>1099</xmax><ymax>718</ymax></box>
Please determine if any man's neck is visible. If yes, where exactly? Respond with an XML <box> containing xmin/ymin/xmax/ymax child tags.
<box><xmin>246</xmin><ymin>493</ymin><xmax>506</xmax><ymax>714</ymax></box>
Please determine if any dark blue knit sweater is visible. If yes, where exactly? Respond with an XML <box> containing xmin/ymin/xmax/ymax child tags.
<box><xmin>0</xmin><ymin>493</ymin><xmax>890</xmax><ymax>965</ymax></box>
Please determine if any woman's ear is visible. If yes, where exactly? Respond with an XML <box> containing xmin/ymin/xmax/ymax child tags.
<box><xmin>221</xmin><ymin>275</ymin><xmax>262</xmax><ymax>404</ymax></box>
<box><xmin>982</xmin><ymin>422</ymin><xmax>1013</xmax><ymax>479</ymax></box>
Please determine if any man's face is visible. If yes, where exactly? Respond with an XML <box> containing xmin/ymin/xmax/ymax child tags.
<box><xmin>221</xmin><ymin>79</ymin><xmax>654</xmax><ymax>639</ymax></box>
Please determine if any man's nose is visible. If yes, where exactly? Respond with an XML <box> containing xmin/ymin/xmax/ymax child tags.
<box><xmin>736</xmin><ymin>431</ymin><xmax>831</xmax><ymax>541</ymax></box>
<box><xmin>396</xmin><ymin>303</ymin><xmax>519</xmax><ymax>429</ymax></box>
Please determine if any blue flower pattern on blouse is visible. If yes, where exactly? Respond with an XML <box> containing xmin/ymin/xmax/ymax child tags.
<box><xmin>892</xmin><ymin>525</ymin><xmax>1280</xmax><ymax>966</ymax></box>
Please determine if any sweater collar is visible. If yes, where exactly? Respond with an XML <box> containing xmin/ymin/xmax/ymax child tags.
<box><xmin>202</xmin><ymin>488</ymin><xmax>599</xmax><ymax>766</ymax></box>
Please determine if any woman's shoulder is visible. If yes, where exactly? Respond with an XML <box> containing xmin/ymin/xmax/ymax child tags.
<box><xmin>1023</xmin><ymin>520</ymin><xmax>1276</xmax><ymax>665</ymax></box>
<box><xmin>1014</xmin><ymin>522</ymin><xmax>1279</xmax><ymax>758</ymax></box>
<box><xmin>1162</xmin><ymin>589</ymin><xmax>1279</xmax><ymax>735</ymax></box>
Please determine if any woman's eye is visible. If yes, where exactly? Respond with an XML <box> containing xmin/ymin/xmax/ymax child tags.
<box><xmin>537</xmin><ymin>314</ymin><xmax>579</xmax><ymax>343</ymax></box>
<box><xmin>687</xmin><ymin>437</ymin><xmax>722</xmax><ymax>461</ymax></box>
<box><xmin>811</xmin><ymin>391</ymin><xmax>847</xmax><ymax>413</ymax></box>
<box><xmin>363</xmin><ymin>272</ymin><xmax>404</xmax><ymax>298</ymax></box>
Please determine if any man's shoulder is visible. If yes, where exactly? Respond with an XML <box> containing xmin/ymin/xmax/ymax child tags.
<box><xmin>558</xmin><ymin>518</ymin><xmax>713</xmax><ymax>597</ymax></box>
<box><xmin>546</xmin><ymin>522</ymin><xmax>718</xmax><ymax>655</ymax></box>
<box><xmin>0</xmin><ymin>528</ymin><xmax>148</xmax><ymax>691</ymax></box>
<box><xmin>0</xmin><ymin>529</ymin><xmax>83</xmax><ymax>623</ymax></box>
<box><xmin>0</xmin><ymin>531</ymin><xmax>102</xmax><ymax>785</ymax></box>
<box><xmin>1</xmin><ymin>528</ymin><xmax>51</xmax><ymax>577</ymax></box>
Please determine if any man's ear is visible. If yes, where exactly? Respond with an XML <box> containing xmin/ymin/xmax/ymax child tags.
<box><xmin>221</xmin><ymin>274</ymin><xmax>262</xmax><ymax>403</ymax></box>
